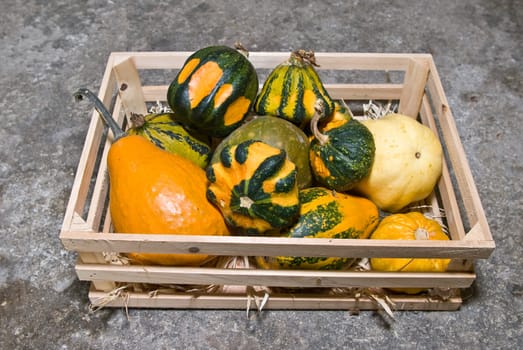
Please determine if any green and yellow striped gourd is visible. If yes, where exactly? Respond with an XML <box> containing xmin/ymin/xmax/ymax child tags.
<box><xmin>127</xmin><ymin>113</ymin><xmax>212</xmax><ymax>168</ymax></box>
<box><xmin>254</xmin><ymin>49</ymin><xmax>335</xmax><ymax>129</ymax></box>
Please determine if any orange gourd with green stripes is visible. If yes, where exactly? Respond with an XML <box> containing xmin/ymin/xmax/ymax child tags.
<box><xmin>206</xmin><ymin>140</ymin><xmax>300</xmax><ymax>235</ymax></box>
<box><xmin>254</xmin><ymin>50</ymin><xmax>335</xmax><ymax>129</ymax></box>
<box><xmin>167</xmin><ymin>46</ymin><xmax>259</xmax><ymax>138</ymax></box>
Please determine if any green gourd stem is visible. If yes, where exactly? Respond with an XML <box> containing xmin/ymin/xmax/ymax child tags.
<box><xmin>310</xmin><ymin>99</ymin><xmax>329</xmax><ymax>145</ymax></box>
<box><xmin>73</xmin><ymin>87</ymin><xmax>126</xmax><ymax>141</ymax></box>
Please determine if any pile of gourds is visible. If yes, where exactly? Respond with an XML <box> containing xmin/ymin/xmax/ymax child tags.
<box><xmin>75</xmin><ymin>45</ymin><xmax>450</xmax><ymax>294</ymax></box>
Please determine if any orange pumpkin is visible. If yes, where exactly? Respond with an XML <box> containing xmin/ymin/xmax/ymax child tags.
<box><xmin>108</xmin><ymin>135</ymin><xmax>230</xmax><ymax>266</ymax></box>
<box><xmin>369</xmin><ymin>212</ymin><xmax>450</xmax><ymax>294</ymax></box>
<box><xmin>75</xmin><ymin>88</ymin><xmax>230</xmax><ymax>267</ymax></box>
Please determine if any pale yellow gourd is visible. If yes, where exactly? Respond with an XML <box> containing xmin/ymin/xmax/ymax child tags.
<box><xmin>353</xmin><ymin>113</ymin><xmax>443</xmax><ymax>212</ymax></box>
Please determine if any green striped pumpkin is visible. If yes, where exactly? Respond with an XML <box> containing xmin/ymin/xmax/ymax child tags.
<box><xmin>256</xmin><ymin>187</ymin><xmax>380</xmax><ymax>270</ymax></box>
<box><xmin>167</xmin><ymin>45</ymin><xmax>259</xmax><ymax>138</ymax></box>
<box><xmin>126</xmin><ymin>113</ymin><xmax>211</xmax><ymax>168</ymax></box>
<box><xmin>206</xmin><ymin>140</ymin><xmax>300</xmax><ymax>235</ymax></box>
<box><xmin>254</xmin><ymin>50</ymin><xmax>335</xmax><ymax>129</ymax></box>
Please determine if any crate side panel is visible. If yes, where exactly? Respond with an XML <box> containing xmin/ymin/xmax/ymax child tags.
<box><xmin>426</xmin><ymin>62</ymin><xmax>493</xmax><ymax>244</ymax></box>
<box><xmin>61</xmin><ymin>55</ymin><xmax>118</xmax><ymax>233</ymax></box>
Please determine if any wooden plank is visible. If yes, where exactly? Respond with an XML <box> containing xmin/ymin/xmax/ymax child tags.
<box><xmin>77</xmin><ymin>264</ymin><xmax>475</xmax><ymax>289</ymax></box>
<box><xmin>78</xmin><ymin>254</ymin><xmax>116</xmax><ymax>292</ymax></box>
<box><xmin>85</xmin><ymin>97</ymin><xmax>127</xmax><ymax>231</ymax></box>
<box><xmin>140</xmin><ymin>84</ymin><xmax>404</xmax><ymax>103</ymax></box>
<box><xmin>61</xmin><ymin>231</ymin><xmax>495</xmax><ymax>259</ymax></box>
<box><xmin>113</xmin><ymin>57</ymin><xmax>148</xmax><ymax>116</ymax></box>
<box><xmin>398</xmin><ymin>57</ymin><xmax>430</xmax><ymax>117</ymax></box>
<box><xmin>313</xmin><ymin>83</ymin><xmax>404</xmax><ymax>100</ymax></box>
<box><xmin>121</xmin><ymin>51</ymin><xmax>432</xmax><ymax>71</ymax></box>
<box><xmin>88</xmin><ymin>285</ymin><xmax>462</xmax><ymax>310</ymax></box>
<box><xmin>419</xmin><ymin>95</ymin><xmax>466</xmax><ymax>241</ymax></box>
<box><xmin>312</xmin><ymin>52</ymin><xmax>428</xmax><ymax>71</ymax></box>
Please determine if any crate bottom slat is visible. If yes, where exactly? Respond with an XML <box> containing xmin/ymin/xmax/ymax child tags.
<box><xmin>87</xmin><ymin>284</ymin><xmax>462</xmax><ymax>311</ymax></box>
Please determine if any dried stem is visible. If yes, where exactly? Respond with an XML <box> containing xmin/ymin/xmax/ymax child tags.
<box><xmin>310</xmin><ymin>99</ymin><xmax>329</xmax><ymax>145</ymax></box>
<box><xmin>291</xmin><ymin>49</ymin><xmax>319</xmax><ymax>67</ymax></box>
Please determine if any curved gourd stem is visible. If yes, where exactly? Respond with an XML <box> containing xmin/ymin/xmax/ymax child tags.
<box><xmin>73</xmin><ymin>87</ymin><xmax>126</xmax><ymax>141</ymax></box>
<box><xmin>310</xmin><ymin>99</ymin><xmax>329</xmax><ymax>145</ymax></box>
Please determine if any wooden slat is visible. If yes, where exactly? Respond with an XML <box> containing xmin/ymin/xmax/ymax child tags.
<box><xmin>77</xmin><ymin>254</ymin><xmax>116</xmax><ymax>292</ymax></box>
<box><xmin>299</xmin><ymin>83</ymin><xmax>403</xmax><ymax>100</ymax></box>
<box><xmin>77</xmin><ymin>264</ymin><xmax>475</xmax><ymax>289</ymax></box>
<box><xmin>419</xmin><ymin>95</ymin><xmax>466</xmax><ymax>241</ymax></box>
<box><xmin>61</xmin><ymin>232</ymin><xmax>495</xmax><ymax>259</ymax></box>
<box><xmin>312</xmin><ymin>52</ymin><xmax>430</xmax><ymax>71</ymax></box>
<box><xmin>112</xmin><ymin>51</ymin><xmax>432</xmax><ymax>71</ymax></box>
<box><xmin>398</xmin><ymin>57</ymin><xmax>430</xmax><ymax>117</ymax></box>
<box><xmin>85</xmin><ymin>96</ymin><xmax>128</xmax><ymax>230</ymax></box>
<box><xmin>88</xmin><ymin>285</ymin><xmax>462</xmax><ymax>311</ymax></box>
<box><xmin>111</xmin><ymin>51</ymin><xmax>190</xmax><ymax>70</ymax></box>
<box><xmin>140</xmin><ymin>84</ymin><xmax>404</xmax><ymax>103</ymax></box>
<box><xmin>113</xmin><ymin>57</ymin><xmax>148</xmax><ymax>116</ymax></box>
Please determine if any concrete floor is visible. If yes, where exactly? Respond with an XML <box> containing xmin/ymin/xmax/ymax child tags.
<box><xmin>1</xmin><ymin>0</ymin><xmax>521</xmax><ymax>349</ymax></box>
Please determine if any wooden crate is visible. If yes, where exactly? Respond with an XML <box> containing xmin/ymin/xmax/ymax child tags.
<box><xmin>60</xmin><ymin>51</ymin><xmax>495</xmax><ymax>311</ymax></box>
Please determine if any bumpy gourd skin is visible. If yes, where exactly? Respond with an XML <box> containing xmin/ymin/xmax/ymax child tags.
<box><xmin>206</xmin><ymin>140</ymin><xmax>300</xmax><ymax>235</ymax></box>
<box><xmin>370</xmin><ymin>212</ymin><xmax>450</xmax><ymax>294</ymax></box>
<box><xmin>256</xmin><ymin>187</ymin><xmax>380</xmax><ymax>270</ymax></box>
<box><xmin>108</xmin><ymin>134</ymin><xmax>229</xmax><ymax>266</ymax></box>
<box><xmin>211</xmin><ymin>116</ymin><xmax>312</xmax><ymax>189</ymax></box>
<box><xmin>309</xmin><ymin>117</ymin><xmax>375</xmax><ymax>191</ymax></box>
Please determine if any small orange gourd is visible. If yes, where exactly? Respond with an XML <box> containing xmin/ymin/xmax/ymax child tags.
<box><xmin>75</xmin><ymin>88</ymin><xmax>230</xmax><ymax>266</ymax></box>
<box><xmin>369</xmin><ymin>212</ymin><xmax>450</xmax><ymax>294</ymax></box>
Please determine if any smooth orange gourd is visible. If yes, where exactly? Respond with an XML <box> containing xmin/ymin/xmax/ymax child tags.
<box><xmin>75</xmin><ymin>88</ymin><xmax>229</xmax><ymax>266</ymax></box>
<box><xmin>108</xmin><ymin>135</ymin><xmax>229</xmax><ymax>266</ymax></box>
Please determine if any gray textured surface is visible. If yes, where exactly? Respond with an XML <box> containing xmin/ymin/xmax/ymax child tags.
<box><xmin>1</xmin><ymin>0</ymin><xmax>522</xmax><ymax>349</ymax></box>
